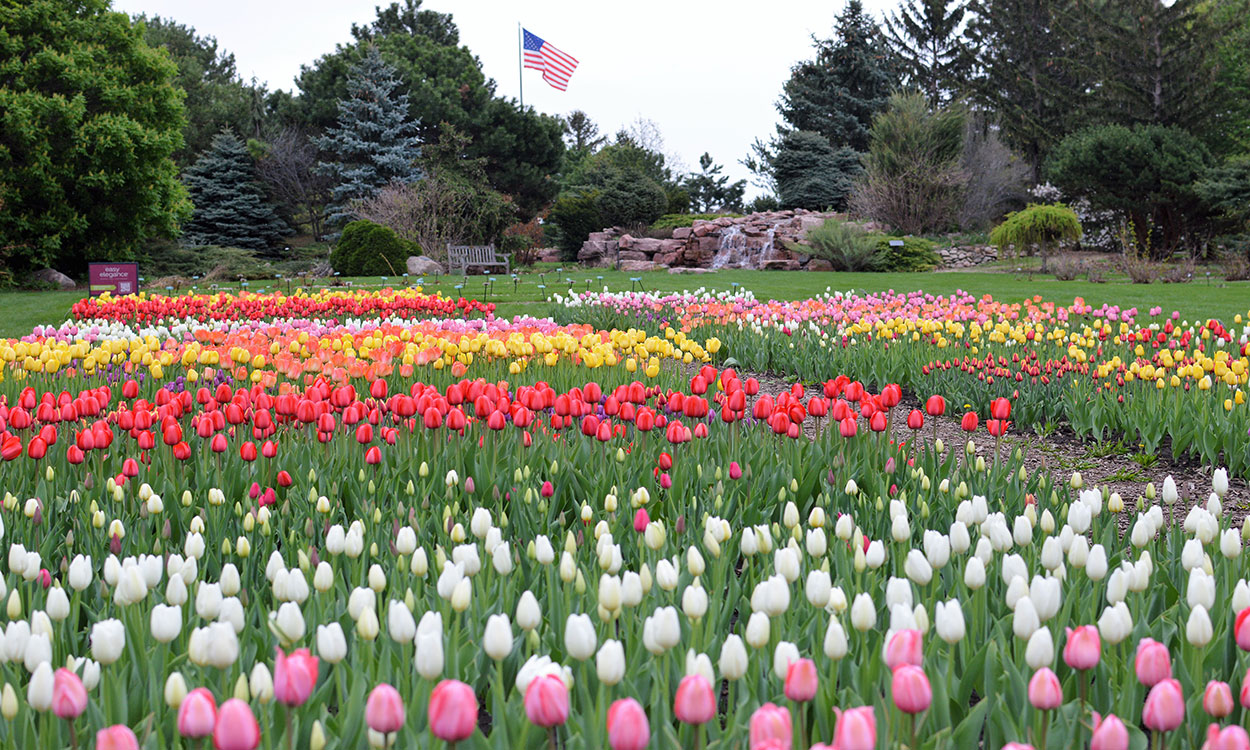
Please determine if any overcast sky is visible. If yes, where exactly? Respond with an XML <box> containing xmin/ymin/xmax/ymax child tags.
<box><xmin>111</xmin><ymin>0</ymin><xmax>896</xmax><ymax>195</ymax></box>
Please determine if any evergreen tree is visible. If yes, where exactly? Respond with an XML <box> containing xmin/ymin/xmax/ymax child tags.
<box><xmin>182</xmin><ymin>132</ymin><xmax>288</xmax><ymax>250</ymax></box>
<box><xmin>883</xmin><ymin>0</ymin><xmax>970</xmax><ymax>105</ymax></box>
<box><xmin>315</xmin><ymin>46</ymin><xmax>421</xmax><ymax>231</ymax></box>
<box><xmin>964</xmin><ymin>0</ymin><xmax>1086</xmax><ymax>182</ymax></box>
<box><xmin>1080</xmin><ymin>0</ymin><xmax>1223</xmax><ymax>141</ymax></box>
<box><xmin>777</xmin><ymin>0</ymin><xmax>899</xmax><ymax>153</ymax></box>
<box><xmin>684</xmin><ymin>153</ymin><xmax>746</xmax><ymax>213</ymax></box>
<box><xmin>773</xmin><ymin>131</ymin><xmax>863</xmax><ymax>211</ymax></box>
<box><xmin>562</xmin><ymin>111</ymin><xmax>607</xmax><ymax>155</ymax></box>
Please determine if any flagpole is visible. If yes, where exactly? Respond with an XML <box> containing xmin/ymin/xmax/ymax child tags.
<box><xmin>517</xmin><ymin>22</ymin><xmax>524</xmax><ymax>110</ymax></box>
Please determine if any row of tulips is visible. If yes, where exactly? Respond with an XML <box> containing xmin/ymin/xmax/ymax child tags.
<box><xmin>549</xmin><ymin>288</ymin><xmax>1250</xmax><ymax>475</ymax></box>
<box><xmin>68</xmin><ymin>288</ymin><xmax>495</xmax><ymax>324</ymax></box>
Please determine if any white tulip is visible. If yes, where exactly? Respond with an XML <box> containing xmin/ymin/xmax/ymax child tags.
<box><xmin>682</xmin><ymin>581</ymin><xmax>708</xmax><ymax>621</ymax></box>
<box><xmin>1213</xmin><ymin>468</ymin><xmax>1229</xmax><ymax>498</ymax></box>
<box><xmin>1030</xmin><ymin>576</ymin><xmax>1061</xmax><ymax>621</ymax></box>
<box><xmin>935</xmin><ymin>600</ymin><xmax>965</xmax><ymax>644</ymax></box>
<box><xmin>484</xmin><ymin>614</ymin><xmax>513</xmax><ymax>661</ymax></box>
<box><xmin>1234</xmin><ymin>580</ymin><xmax>1250</xmax><ymax>614</ymax></box>
<box><xmin>564</xmin><ymin>614</ymin><xmax>596</xmax><ymax>661</ymax></box>
<box><xmin>652</xmin><ymin>606</ymin><xmax>680</xmax><ymax>651</ymax></box>
<box><xmin>348</xmin><ymin>587</ymin><xmax>376</xmax><ymax>621</ymax></box>
<box><xmin>27</xmin><ymin>662</ymin><xmax>53</xmax><ymax>712</ymax></box>
<box><xmin>745</xmin><ymin>611</ymin><xmax>771</xmax><ymax>648</ymax></box>
<box><xmin>1025</xmin><ymin>627</ymin><xmax>1053</xmax><ymax>669</ymax></box>
<box><xmin>1097</xmin><ymin>602</ymin><xmax>1133</xmax><ymax>645</ymax></box>
<box><xmin>275</xmin><ymin>602</ymin><xmax>305</xmax><ymax>642</ymax></box>
<box><xmin>68</xmin><ymin>555</ymin><xmax>93</xmax><ymax>591</ymax></box>
<box><xmin>621</xmin><ymin>572</ymin><xmax>643</xmax><ymax>608</ymax></box>
<box><xmin>387</xmin><ymin>600</ymin><xmax>416</xmax><ymax>643</ymax></box>
<box><xmin>1187</xmin><ymin>604</ymin><xmax>1213</xmax><ymax>646</ymax></box>
<box><xmin>865</xmin><ymin>541</ymin><xmax>885</xmax><ymax>569</ymax></box>
<box><xmin>516</xmin><ymin>591</ymin><xmax>542</xmax><ymax>631</ymax></box>
<box><xmin>1086</xmin><ymin>545</ymin><xmax>1108</xmax><ymax>580</ymax></box>
<box><xmin>316</xmin><ymin>623</ymin><xmax>348</xmax><ymax>663</ymax></box>
<box><xmin>1222</xmin><ymin>529</ymin><xmax>1242</xmax><ymax>560</ymax></box>
<box><xmin>492</xmin><ymin>542</ymin><xmax>514</xmax><ymax>575</ymax></box>
<box><xmin>824</xmin><ymin>617</ymin><xmax>849</xmax><ymax>659</ymax></box>
<box><xmin>596</xmin><ymin>639</ymin><xmax>626</xmax><ymax>685</ymax></box>
<box><xmin>687</xmin><ymin>649</ymin><xmax>715</xmax><ymax>685</ymax></box>
<box><xmin>850</xmin><ymin>593</ymin><xmax>876</xmax><ymax>631</ymax></box>
<box><xmin>774</xmin><ymin>548</ymin><xmax>800</xmax><ymax>583</ymax></box>
<box><xmin>1012</xmin><ymin>596</ymin><xmax>1040</xmax><ymax>640</ymax></box>
<box><xmin>719</xmin><ymin>634</ymin><xmax>749</xmax><ymax>680</ymax></box>
<box><xmin>1162</xmin><ymin>476</ymin><xmax>1178</xmax><ymax>504</ymax></box>
<box><xmin>91</xmin><ymin>619</ymin><xmax>126</xmax><ymax>665</ymax></box>
<box><xmin>1187</xmin><ymin>569</ymin><xmax>1216</xmax><ymax>610</ymax></box>
<box><xmin>773</xmin><ymin>641</ymin><xmax>799</xmax><ymax>680</ymax></box>
<box><xmin>188</xmin><ymin>622</ymin><xmax>238</xmax><ymax>668</ymax></box>
<box><xmin>805</xmin><ymin>570</ymin><xmax>832</xmax><ymax>608</ymax></box>
<box><xmin>195</xmin><ymin>582</ymin><xmax>223</xmax><ymax>620</ymax></box>
<box><xmin>151</xmin><ymin>603</ymin><xmax>182</xmax><ymax>643</ymax></box>
<box><xmin>415</xmin><ymin>611</ymin><xmax>444</xmax><ymax>680</ymax></box>
<box><xmin>45</xmin><ymin>588</ymin><xmax>69</xmax><ymax>621</ymax></box>
<box><xmin>964</xmin><ymin>557</ymin><xmax>986</xmax><ymax>590</ymax></box>
<box><xmin>23</xmin><ymin>633</ymin><xmax>51</xmax><ymax>673</ymax></box>
<box><xmin>904</xmin><ymin>549</ymin><xmax>932</xmax><ymax>585</ymax></box>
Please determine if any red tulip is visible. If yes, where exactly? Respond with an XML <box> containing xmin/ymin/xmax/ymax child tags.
<box><xmin>365</xmin><ymin>445</ymin><xmax>382</xmax><ymax>465</ymax></box>
<box><xmin>1142</xmin><ymin>678</ymin><xmax>1184</xmax><ymax>732</ymax></box>
<box><xmin>1206</xmin><ymin>681</ymin><xmax>1235</xmax><ymax>719</ymax></box>
<box><xmin>524</xmin><ymin>674</ymin><xmax>570</xmax><ymax>728</ymax></box>
<box><xmin>27</xmin><ymin>436</ymin><xmax>47</xmax><ymax>460</ymax></box>
<box><xmin>891</xmin><ymin>665</ymin><xmax>931</xmax><ymax>714</ymax></box>
<box><xmin>606</xmin><ymin>697</ymin><xmax>650</xmax><ymax>750</ymax></box>
<box><xmin>273</xmin><ymin>647</ymin><xmax>319</xmax><ymax>707</ymax></box>
<box><xmin>213</xmin><ymin>698</ymin><xmax>260</xmax><ymax>750</ymax></box>
<box><xmin>365</xmin><ymin>683</ymin><xmax>406</xmax><ymax>735</ymax></box>
<box><xmin>1</xmin><ymin>436</ymin><xmax>22</xmax><ymax>461</ymax></box>
<box><xmin>633</xmin><ymin>509</ymin><xmax>650</xmax><ymax>533</ymax></box>
<box><xmin>1027</xmin><ymin>668</ymin><xmax>1062</xmax><ymax>710</ymax></box>
<box><xmin>906</xmin><ymin>409</ymin><xmax>923</xmax><ymax>430</ymax></box>
<box><xmin>884</xmin><ymin>629</ymin><xmax>922</xmax><ymax>671</ymax></box>
<box><xmin>428</xmin><ymin>679</ymin><xmax>477</xmax><ymax>742</ymax></box>
<box><xmin>784</xmin><ymin>658</ymin><xmax>817</xmax><ymax>702</ymax></box>
<box><xmin>541</xmin><ymin>481</ymin><xmax>554</xmax><ymax>498</ymax></box>
<box><xmin>52</xmin><ymin>668</ymin><xmax>88</xmax><ymax>719</ymax></box>
<box><xmin>177</xmin><ymin>687</ymin><xmax>217</xmax><ymax>738</ymax></box>
<box><xmin>95</xmin><ymin>726</ymin><xmax>140</xmax><ymax>750</ymax></box>
<box><xmin>749</xmin><ymin>703</ymin><xmax>792</xmax><ymax>749</ymax></box>
<box><xmin>1089</xmin><ymin>712</ymin><xmax>1129</xmax><ymax>750</ymax></box>
<box><xmin>1063</xmin><ymin>625</ymin><xmax>1101</xmax><ymax>670</ymax></box>
<box><xmin>924</xmin><ymin>395</ymin><xmax>946</xmax><ymax>416</ymax></box>
<box><xmin>729</xmin><ymin>461</ymin><xmax>742</xmax><ymax>480</ymax></box>
<box><xmin>239</xmin><ymin>441</ymin><xmax>257</xmax><ymax>461</ymax></box>
<box><xmin>990</xmin><ymin>397</ymin><xmax>1011</xmax><ymax>420</ymax></box>
<box><xmin>831</xmin><ymin>706</ymin><xmax>876</xmax><ymax>750</ymax></box>
<box><xmin>1135</xmin><ymin>638</ymin><xmax>1172</xmax><ymax>686</ymax></box>
<box><xmin>838</xmin><ymin>417</ymin><xmax>857</xmax><ymax>438</ymax></box>
<box><xmin>959</xmin><ymin>412</ymin><xmax>978</xmax><ymax>432</ymax></box>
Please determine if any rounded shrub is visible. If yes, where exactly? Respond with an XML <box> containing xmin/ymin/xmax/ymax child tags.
<box><xmin>331</xmin><ymin>220</ymin><xmax>420</xmax><ymax>277</ymax></box>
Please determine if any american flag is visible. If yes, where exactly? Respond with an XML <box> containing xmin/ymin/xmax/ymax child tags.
<box><xmin>523</xmin><ymin>29</ymin><xmax>578</xmax><ymax>91</ymax></box>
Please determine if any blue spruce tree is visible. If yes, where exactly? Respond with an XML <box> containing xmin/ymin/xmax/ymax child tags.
<box><xmin>316</xmin><ymin>46</ymin><xmax>421</xmax><ymax>231</ymax></box>
<box><xmin>182</xmin><ymin>130</ymin><xmax>288</xmax><ymax>250</ymax></box>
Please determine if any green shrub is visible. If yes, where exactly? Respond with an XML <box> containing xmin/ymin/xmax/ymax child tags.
<box><xmin>331</xmin><ymin>220</ymin><xmax>419</xmax><ymax>276</ymax></box>
<box><xmin>138</xmin><ymin>240</ymin><xmax>278</xmax><ymax>280</ymax></box>
<box><xmin>548</xmin><ymin>190</ymin><xmax>604</xmax><ymax>261</ymax></box>
<box><xmin>875</xmin><ymin>236</ymin><xmax>942</xmax><ymax>272</ymax></box>
<box><xmin>990</xmin><ymin>203</ymin><xmax>1082</xmax><ymax>272</ymax></box>
<box><xmin>649</xmin><ymin>213</ymin><xmax>743</xmax><ymax>232</ymax></box>
<box><xmin>805</xmin><ymin>219</ymin><xmax>882</xmax><ymax>271</ymax></box>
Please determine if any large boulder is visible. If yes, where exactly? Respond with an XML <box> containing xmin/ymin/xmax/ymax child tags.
<box><xmin>32</xmin><ymin>268</ymin><xmax>75</xmax><ymax>289</ymax></box>
<box><xmin>537</xmin><ymin>247</ymin><xmax>562</xmax><ymax>263</ymax></box>
<box><xmin>406</xmin><ymin>256</ymin><xmax>446</xmax><ymax>275</ymax></box>
<box><xmin>672</xmin><ymin>227</ymin><xmax>692</xmax><ymax>240</ymax></box>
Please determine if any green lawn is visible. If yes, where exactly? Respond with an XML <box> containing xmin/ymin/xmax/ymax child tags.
<box><xmin>3</xmin><ymin>267</ymin><xmax>1248</xmax><ymax>338</ymax></box>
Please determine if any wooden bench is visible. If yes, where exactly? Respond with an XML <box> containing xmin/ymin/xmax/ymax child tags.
<box><xmin>447</xmin><ymin>244</ymin><xmax>510</xmax><ymax>275</ymax></box>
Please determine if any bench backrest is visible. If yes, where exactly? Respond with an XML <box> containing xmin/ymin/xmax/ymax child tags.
<box><xmin>447</xmin><ymin>244</ymin><xmax>498</xmax><ymax>263</ymax></box>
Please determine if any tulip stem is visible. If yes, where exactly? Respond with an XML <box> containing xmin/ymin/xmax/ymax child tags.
<box><xmin>909</xmin><ymin>712</ymin><xmax>918</xmax><ymax>750</ymax></box>
<box><xmin>285</xmin><ymin>705</ymin><xmax>294</xmax><ymax>750</ymax></box>
<box><xmin>68</xmin><ymin>721</ymin><xmax>78</xmax><ymax>750</ymax></box>
<box><xmin>547</xmin><ymin>727</ymin><xmax>558</xmax><ymax>750</ymax></box>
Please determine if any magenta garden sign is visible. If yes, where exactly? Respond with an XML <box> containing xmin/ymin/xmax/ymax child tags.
<box><xmin>87</xmin><ymin>262</ymin><xmax>138</xmax><ymax>296</ymax></box>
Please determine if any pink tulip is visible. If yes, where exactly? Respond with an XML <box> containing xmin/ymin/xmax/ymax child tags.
<box><xmin>1063</xmin><ymin>625</ymin><xmax>1101</xmax><ymax>670</ymax></box>
<box><xmin>1206</xmin><ymin>681</ymin><xmax>1235</xmax><ymax>719</ymax></box>
<box><xmin>524</xmin><ymin>674</ymin><xmax>570</xmax><ymax>728</ymax></box>
<box><xmin>633</xmin><ymin>509</ymin><xmax>650</xmax><ymax>533</ymax></box>
<box><xmin>177</xmin><ymin>687</ymin><xmax>217</xmax><ymax>738</ymax></box>
<box><xmin>1001</xmin><ymin>744</ymin><xmax>1034</xmax><ymax>750</ymax></box>
<box><xmin>1241</xmin><ymin>669</ymin><xmax>1250</xmax><ymax>709</ymax></box>
<box><xmin>884</xmin><ymin>629</ymin><xmax>923</xmax><ymax>671</ymax></box>
<box><xmin>1027</xmin><ymin>668</ymin><xmax>1062</xmax><ymax>710</ymax></box>
<box><xmin>1135</xmin><ymin>638</ymin><xmax>1172</xmax><ymax>687</ymax></box>
<box><xmin>213</xmin><ymin>699</ymin><xmax>261</xmax><ymax>750</ymax></box>
<box><xmin>749</xmin><ymin>703</ymin><xmax>792</xmax><ymax>750</ymax></box>
<box><xmin>891</xmin><ymin>665</ymin><xmax>932</xmax><ymax>714</ymax></box>
<box><xmin>1206</xmin><ymin>725</ymin><xmax>1250</xmax><ymax>750</ymax></box>
<box><xmin>51</xmin><ymin>668</ymin><xmax>87</xmax><ymax>720</ymax></box>
<box><xmin>366</xmin><ymin>683</ymin><xmax>406</xmax><ymax>735</ymax></box>
<box><xmin>1236</xmin><ymin>607</ymin><xmax>1250</xmax><ymax>651</ymax></box>
<box><xmin>784</xmin><ymin>658</ymin><xmax>818</xmax><ymax>703</ymax></box>
<box><xmin>1090</xmin><ymin>713</ymin><xmax>1129</xmax><ymax>750</ymax></box>
<box><xmin>831</xmin><ymin>706</ymin><xmax>876</xmax><ymax>750</ymax></box>
<box><xmin>428</xmin><ymin>679</ymin><xmax>477</xmax><ymax>742</ymax></box>
<box><xmin>1143</xmin><ymin>678</ymin><xmax>1185</xmax><ymax>733</ymax></box>
<box><xmin>95</xmin><ymin>726</ymin><xmax>140</xmax><ymax>750</ymax></box>
<box><xmin>273</xmin><ymin>647</ymin><xmax>319</xmax><ymax>707</ymax></box>
<box><xmin>673</xmin><ymin>674</ymin><xmax>716</xmax><ymax>725</ymax></box>
<box><xmin>607</xmin><ymin>698</ymin><xmax>650</xmax><ymax>750</ymax></box>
